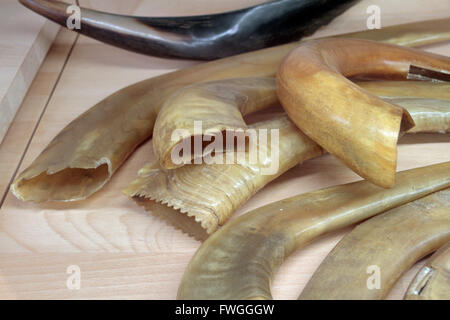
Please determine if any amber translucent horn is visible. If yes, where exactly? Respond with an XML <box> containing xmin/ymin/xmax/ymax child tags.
<box><xmin>153</xmin><ymin>78</ymin><xmax>278</xmax><ymax>169</ymax></box>
<box><xmin>405</xmin><ymin>242</ymin><xmax>450</xmax><ymax>300</ymax></box>
<box><xmin>299</xmin><ymin>189</ymin><xmax>450</xmax><ymax>300</ymax></box>
<box><xmin>277</xmin><ymin>38</ymin><xmax>450</xmax><ymax>188</ymax></box>
<box><xmin>177</xmin><ymin>162</ymin><xmax>450</xmax><ymax>300</ymax></box>
<box><xmin>125</xmin><ymin>114</ymin><xmax>324</xmax><ymax>240</ymax></box>
<box><xmin>10</xmin><ymin>20</ymin><xmax>450</xmax><ymax>202</ymax></box>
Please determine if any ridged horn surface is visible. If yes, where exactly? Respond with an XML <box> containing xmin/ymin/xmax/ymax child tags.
<box><xmin>124</xmin><ymin>114</ymin><xmax>324</xmax><ymax>240</ymax></box>
<box><xmin>277</xmin><ymin>39</ymin><xmax>450</xmax><ymax>188</ymax></box>
<box><xmin>153</xmin><ymin>78</ymin><xmax>278</xmax><ymax>169</ymax></box>
<box><xmin>405</xmin><ymin>242</ymin><xmax>450</xmax><ymax>300</ymax></box>
<box><xmin>10</xmin><ymin>21</ymin><xmax>450</xmax><ymax>202</ymax></box>
<box><xmin>177</xmin><ymin>162</ymin><xmax>450</xmax><ymax>299</ymax></box>
<box><xmin>18</xmin><ymin>0</ymin><xmax>359</xmax><ymax>60</ymax></box>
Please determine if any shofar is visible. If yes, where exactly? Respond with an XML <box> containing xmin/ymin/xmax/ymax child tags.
<box><xmin>153</xmin><ymin>78</ymin><xmax>450</xmax><ymax>170</ymax></box>
<box><xmin>10</xmin><ymin>20</ymin><xmax>450</xmax><ymax>202</ymax></box>
<box><xmin>276</xmin><ymin>38</ymin><xmax>450</xmax><ymax>188</ymax></box>
<box><xmin>405</xmin><ymin>242</ymin><xmax>450</xmax><ymax>300</ymax></box>
<box><xmin>18</xmin><ymin>0</ymin><xmax>359</xmax><ymax>60</ymax></box>
<box><xmin>299</xmin><ymin>189</ymin><xmax>450</xmax><ymax>300</ymax></box>
<box><xmin>177</xmin><ymin>162</ymin><xmax>450</xmax><ymax>300</ymax></box>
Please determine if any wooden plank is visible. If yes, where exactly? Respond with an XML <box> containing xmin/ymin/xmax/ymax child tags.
<box><xmin>0</xmin><ymin>28</ymin><xmax>78</xmax><ymax>207</ymax></box>
<box><xmin>0</xmin><ymin>0</ymin><xmax>60</xmax><ymax>144</ymax></box>
<box><xmin>0</xmin><ymin>0</ymin><xmax>449</xmax><ymax>300</ymax></box>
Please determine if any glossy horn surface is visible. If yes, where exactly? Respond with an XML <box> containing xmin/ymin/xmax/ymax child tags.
<box><xmin>18</xmin><ymin>0</ymin><xmax>359</xmax><ymax>60</ymax></box>
<box><xmin>177</xmin><ymin>162</ymin><xmax>450</xmax><ymax>299</ymax></box>
<box><xmin>405</xmin><ymin>242</ymin><xmax>450</xmax><ymax>300</ymax></box>
<box><xmin>10</xmin><ymin>21</ymin><xmax>450</xmax><ymax>202</ymax></box>
<box><xmin>277</xmin><ymin>39</ymin><xmax>450</xmax><ymax>187</ymax></box>
<box><xmin>299</xmin><ymin>188</ymin><xmax>450</xmax><ymax>300</ymax></box>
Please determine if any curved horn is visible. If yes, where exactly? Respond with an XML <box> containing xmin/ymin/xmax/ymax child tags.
<box><xmin>277</xmin><ymin>38</ymin><xmax>450</xmax><ymax>188</ymax></box>
<box><xmin>405</xmin><ymin>242</ymin><xmax>450</xmax><ymax>300</ymax></box>
<box><xmin>299</xmin><ymin>189</ymin><xmax>450</xmax><ymax>299</ymax></box>
<box><xmin>177</xmin><ymin>162</ymin><xmax>450</xmax><ymax>299</ymax></box>
<box><xmin>10</xmin><ymin>20</ymin><xmax>450</xmax><ymax>202</ymax></box>
<box><xmin>153</xmin><ymin>78</ymin><xmax>278</xmax><ymax>169</ymax></box>
<box><xmin>18</xmin><ymin>0</ymin><xmax>359</xmax><ymax>60</ymax></box>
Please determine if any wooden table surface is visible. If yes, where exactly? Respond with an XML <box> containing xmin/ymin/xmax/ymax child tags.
<box><xmin>0</xmin><ymin>0</ymin><xmax>60</xmax><ymax>144</ymax></box>
<box><xmin>0</xmin><ymin>0</ymin><xmax>449</xmax><ymax>300</ymax></box>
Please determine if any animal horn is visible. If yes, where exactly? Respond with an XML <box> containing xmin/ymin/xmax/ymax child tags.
<box><xmin>177</xmin><ymin>162</ymin><xmax>450</xmax><ymax>299</ymax></box>
<box><xmin>18</xmin><ymin>0</ymin><xmax>359</xmax><ymax>60</ymax></box>
<box><xmin>277</xmin><ymin>38</ymin><xmax>450</xmax><ymax>187</ymax></box>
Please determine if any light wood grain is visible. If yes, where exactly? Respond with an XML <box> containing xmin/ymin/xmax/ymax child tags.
<box><xmin>0</xmin><ymin>28</ymin><xmax>78</xmax><ymax>207</ymax></box>
<box><xmin>0</xmin><ymin>0</ymin><xmax>60</xmax><ymax>144</ymax></box>
<box><xmin>0</xmin><ymin>0</ymin><xmax>449</xmax><ymax>300</ymax></box>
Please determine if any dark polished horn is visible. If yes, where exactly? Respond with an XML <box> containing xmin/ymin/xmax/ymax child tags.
<box><xmin>19</xmin><ymin>0</ymin><xmax>359</xmax><ymax>60</ymax></box>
